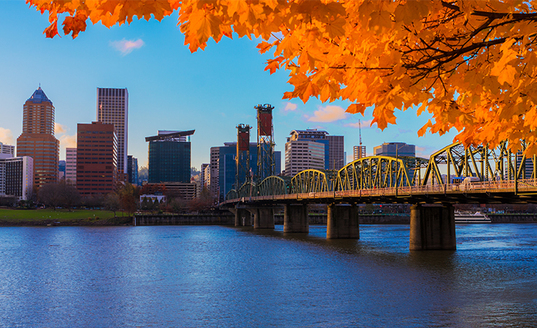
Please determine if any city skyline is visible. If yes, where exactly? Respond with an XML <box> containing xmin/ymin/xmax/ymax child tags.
<box><xmin>0</xmin><ymin>2</ymin><xmax>460</xmax><ymax>171</ymax></box>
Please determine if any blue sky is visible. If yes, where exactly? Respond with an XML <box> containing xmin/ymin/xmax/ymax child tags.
<box><xmin>0</xmin><ymin>1</ymin><xmax>458</xmax><ymax>169</ymax></box>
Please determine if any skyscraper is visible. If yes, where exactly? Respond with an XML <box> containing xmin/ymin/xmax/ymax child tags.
<box><xmin>328</xmin><ymin>135</ymin><xmax>345</xmax><ymax>169</ymax></box>
<box><xmin>96</xmin><ymin>87</ymin><xmax>128</xmax><ymax>178</ymax></box>
<box><xmin>146</xmin><ymin>130</ymin><xmax>194</xmax><ymax>184</ymax></box>
<box><xmin>284</xmin><ymin>139</ymin><xmax>325</xmax><ymax>176</ymax></box>
<box><xmin>284</xmin><ymin>129</ymin><xmax>346</xmax><ymax>176</ymax></box>
<box><xmin>127</xmin><ymin>155</ymin><xmax>138</xmax><ymax>185</ymax></box>
<box><xmin>16</xmin><ymin>87</ymin><xmax>59</xmax><ymax>190</ymax></box>
<box><xmin>65</xmin><ymin>147</ymin><xmax>77</xmax><ymax>184</ymax></box>
<box><xmin>76</xmin><ymin>122</ymin><xmax>117</xmax><ymax>195</ymax></box>
<box><xmin>212</xmin><ymin>142</ymin><xmax>281</xmax><ymax>201</ymax></box>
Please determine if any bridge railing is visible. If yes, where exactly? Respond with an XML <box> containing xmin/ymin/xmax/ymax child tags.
<box><xmin>222</xmin><ymin>179</ymin><xmax>537</xmax><ymax>204</ymax></box>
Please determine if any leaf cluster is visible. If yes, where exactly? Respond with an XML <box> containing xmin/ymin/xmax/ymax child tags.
<box><xmin>27</xmin><ymin>0</ymin><xmax>537</xmax><ymax>155</ymax></box>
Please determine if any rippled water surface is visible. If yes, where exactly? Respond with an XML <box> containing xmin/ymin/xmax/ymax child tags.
<box><xmin>0</xmin><ymin>224</ymin><xmax>536</xmax><ymax>327</ymax></box>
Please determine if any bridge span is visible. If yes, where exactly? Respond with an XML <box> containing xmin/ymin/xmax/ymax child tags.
<box><xmin>220</xmin><ymin>142</ymin><xmax>537</xmax><ymax>250</ymax></box>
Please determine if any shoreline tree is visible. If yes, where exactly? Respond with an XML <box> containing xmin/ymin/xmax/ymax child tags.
<box><xmin>27</xmin><ymin>0</ymin><xmax>537</xmax><ymax>154</ymax></box>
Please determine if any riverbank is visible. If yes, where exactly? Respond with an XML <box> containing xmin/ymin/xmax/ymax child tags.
<box><xmin>0</xmin><ymin>209</ymin><xmax>132</xmax><ymax>226</ymax></box>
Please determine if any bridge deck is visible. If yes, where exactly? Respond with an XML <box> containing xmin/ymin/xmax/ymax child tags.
<box><xmin>223</xmin><ymin>180</ymin><xmax>537</xmax><ymax>205</ymax></box>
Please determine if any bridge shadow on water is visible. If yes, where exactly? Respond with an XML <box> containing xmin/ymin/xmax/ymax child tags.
<box><xmin>231</xmin><ymin>224</ymin><xmax>458</xmax><ymax>273</ymax></box>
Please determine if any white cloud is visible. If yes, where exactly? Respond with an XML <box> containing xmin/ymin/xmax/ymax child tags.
<box><xmin>307</xmin><ymin>105</ymin><xmax>348</xmax><ymax>122</ymax></box>
<box><xmin>59</xmin><ymin>134</ymin><xmax>77</xmax><ymax>149</ymax></box>
<box><xmin>344</xmin><ymin>119</ymin><xmax>374</xmax><ymax>128</ymax></box>
<box><xmin>283</xmin><ymin>102</ymin><xmax>297</xmax><ymax>111</ymax></box>
<box><xmin>55</xmin><ymin>122</ymin><xmax>67</xmax><ymax>135</ymax></box>
<box><xmin>55</xmin><ymin>123</ymin><xmax>77</xmax><ymax>159</ymax></box>
<box><xmin>110</xmin><ymin>38</ymin><xmax>145</xmax><ymax>56</ymax></box>
<box><xmin>0</xmin><ymin>127</ymin><xmax>14</xmax><ymax>145</ymax></box>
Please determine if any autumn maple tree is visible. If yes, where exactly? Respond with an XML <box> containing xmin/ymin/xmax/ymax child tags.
<box><xmin>27</xmin><ymin>0</ymin><xmax>537</xmax><ymax>154</ymax></box>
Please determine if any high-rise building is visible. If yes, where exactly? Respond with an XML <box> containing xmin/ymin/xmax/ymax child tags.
<box><xmin>287</xmin><ymin>129</ymin><xmax>329</xmax><ymax>169</ymax></box>
<box><xmin>96</xmin><ymin>87</ymin><xmax>128</xmax><ymax>178</ymax></box>
<box><xmin>212</xmin><ymin>142</ymin><xmax>282</xmax><ymax>201</ymax></box>
<box><xmin>0</xmin><ymin>155</ymin><xmax>34</xmax><ymax>200</ymax></box>
<box><xmin>146</xmin><ymin>130</ymin><xmax>194</xmax><ymax>184</ymax></box>
<box><xmin>284</xmin><ymin>140</ymin><xmax>325</xmax><ymax>176</ymax></box>
<box><xmin>16</xmin><ymin>87</ymin><xmax>59</xmax><ymax>190</ymax></box>
<box><xmin>209</xmin><ymin>142</ymin><xmax>282</xmax><ymax>202</ymax></box>
<box><xmin>0</xmin><ymin>142</ymin><xmax>15</xmax><ymax>157</ymax></box>
<box><xmin>76</xmin><ymin>122</ymin><xmax>117</xmax><ymax>195</ymax></box>
<box><xmin>58</xmin><ymin>160</ymin><xmax>66</xmax><ymax>180</ymax></box>
<box><xmin>65</xmin><ymin>147</ymin><xmax>77</xmax><ymax>184</ymax></box>
<box><xmin>201</xmin><ymin>163</ymin><xmax>210</xmax><ymax>188</ymax></box>
<box><xmin>127</xmin><ymin>155</ymin><xmax>138</xmax><ymax>185</ymax></box>
<box><xmin>209</xmin><ymin>147</ymin><xmax>220</xmax><ymax>200</ymax></box>
<box><xmin>328</xmin><ymin>135</ymin><xmax>345</xmax><ymax>169</ymax></box>
<box><xmin>353</xmin><ymin>145</ymin><xmax>366</xmax><ymax>161</ymax></box>
<box><xmin>373</xmin><ymin>142</ymin><xmax>415</xmax><ymax>157</ymax></box>
<box><xmin>284</xmin><ymin>129</ymin><xmax>343</xmax><ymax>176</ymax></box>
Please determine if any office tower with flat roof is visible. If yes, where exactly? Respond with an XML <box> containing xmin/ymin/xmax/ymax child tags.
<box><xmin>65</xmin><ymin>147</ymin><xmax>77</xmax><ymax>184</ymax></box>
<box><xmin>146</xmin><ymin>130</ymin><xmax>194</xmax><ymax>184</ymax></box>
<box><xmin>284</xmin><ymin>140</ymin><xmax>325</xmax><ymax>176</ymax></box>
<box><xmin>0</xmin><ymin>155</ymin><xmax>34</xmax><ymax>201</ymax></box>
<box><xmin>0</xmin><ymin>142</ymin><xmax>15</xmax><ymax>157</ymax></box>
<box><xmin>97</xmin><ymin>87</ymin><xmax>128</xmax><ymax>178</ymax></box>
<box><xmin>127</xmin><ymin>155</ymin><xmax>138</xmax><ymax>185</ymax></box>
<box><xmin>373</xmin><ymin>142</ymin><xmax>415</xmax><ymax>157</ymax></box>
<box><xmin>16</xmin><ymin>87</ymin><xmax>59</xmax><ymax>190</ymax></box>
<box><xmin>209</xmin><ymin>147</ymin><xmax>220</xmax><ymax>200</ymax></box>
<box><xmin>76</xmin><ymin>122</ymin><xmax>117</xmax><ymax>195</ymax></box>
<box><xmin>58</xmin><ymin>160</ymin><xmax>66</xmax><ymax>180</ymax></box>
<box><xmin>353</xmin><ymin>145</ymin><xmax>366</xmax><ymax>160</ymax></box>
<box><xmin>201</xmin><ymin>163</ymin><xmax>210</xmax><ymax>188</ymax></box>
<box><xmin>328</xmin><ymin>135</ymin><xmax>345</xmax><ymax>169</ymax></box>
<box><xmin>287</xmin><ymin>129</ymin><xmax>329</xmax><ymax>169</ymax></box>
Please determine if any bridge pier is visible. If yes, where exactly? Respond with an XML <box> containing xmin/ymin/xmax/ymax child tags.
<box><xmin>327</xmin><ymin>203</ymin><xmax>359</xmax><ymax>239</ymax></box>
<box><xmin>409</xmin><ymin>204</ymin><xmax>456</xmax><ymax>251</ymax></box>
<box><xmin>249</xmin><ymin>207</ymin><xmax>275</xmax><ymax>229</ymax></box>
<box><xmin>284</xmin><ymin>204</ymin><xmax>309</xmax><ymax>233</ymax></box>
<box><xmin>234</xmin><ymin>208</ymin><xmax>252</xmax><ymax>227</ymax></box>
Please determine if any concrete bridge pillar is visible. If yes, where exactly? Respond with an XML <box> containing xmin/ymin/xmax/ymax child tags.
<box><xmin>250</xmin><ymin>207</ymin><xmax>275</xmax><ymax>229</ymax></box>
<box><xmin>327</xmin><ymin>203</ymin><xmax>359</xmax><ymax>239</ymax></box>
<box><xmin>284</xmin><ymin>204</ymin><xmax>309</xmax><ymax>233</ymax></box>
<box><xmin>409</xmin><ymin>204</ymin><xmax>456</xmax><ymax>250</ymax></box>
<box><xmin>234</xmin><ymin>208</ymin><xmax>252</xmax><ymax>227</ymax></box>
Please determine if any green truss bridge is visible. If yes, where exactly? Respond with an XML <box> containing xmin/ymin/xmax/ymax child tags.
<box><xmin>221</xmin><ymin>142</ymin><xmax>537</xmax><ymax>250</ymax></box>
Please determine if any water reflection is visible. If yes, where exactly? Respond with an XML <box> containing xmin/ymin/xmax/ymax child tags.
<box><xmin>0</xmin><ymin>224</ymin><xmax>535</xmax><ymax>327</ymax></box>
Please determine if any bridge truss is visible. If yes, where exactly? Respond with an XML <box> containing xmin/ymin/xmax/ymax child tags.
<box><xmin>225</xmin><ymin>141</ymin><xmax>537</xmax><ymax>201</ymax></box>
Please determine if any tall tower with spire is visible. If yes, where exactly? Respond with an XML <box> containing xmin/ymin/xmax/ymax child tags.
<box><xmin>16</xmin><ymin>87</ymin><xmax>59</xmax><ymax>190</ymax></box>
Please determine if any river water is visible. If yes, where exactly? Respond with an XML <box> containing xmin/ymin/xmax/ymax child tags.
<box><xmin>0</xmin><ymin>224</ymin><xmax>536</xmax><ymax>327</ymax></box>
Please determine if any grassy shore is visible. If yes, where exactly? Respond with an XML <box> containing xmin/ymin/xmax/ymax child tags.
<box><xmin>0</xmin><ymin>208</ymin><xmax>132</xmax><ymax>226</ymax></box>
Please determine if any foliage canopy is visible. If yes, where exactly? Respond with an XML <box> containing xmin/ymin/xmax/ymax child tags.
<box><xmin>27</xmin><ymin>0</ymin><xmax>537</xmax><ymax>153</ymax></box>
